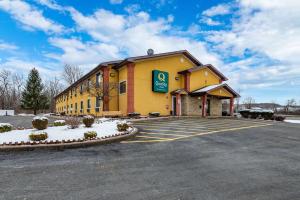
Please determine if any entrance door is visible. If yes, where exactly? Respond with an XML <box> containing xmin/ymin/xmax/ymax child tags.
<box><xmin>206</xmin><ymin>99</ymin><xmax>211</xmax><ymax>116</ymax></box>
<box><xmin>172</xmin><ymin>96</ymin><xmax>177</xmax><ymax>116</ymax></box>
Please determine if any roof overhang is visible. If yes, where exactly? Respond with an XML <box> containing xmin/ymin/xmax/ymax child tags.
<box><xmin>190</xmin><ymin>83</ymin><xmax>240</xmax><ymax>98</ymax></box>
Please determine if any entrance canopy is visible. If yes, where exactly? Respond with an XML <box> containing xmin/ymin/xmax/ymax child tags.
<box><xmin>190</xmin><ymin>83</ymin><xmax>240</xmax><ymax>98</ymax></box>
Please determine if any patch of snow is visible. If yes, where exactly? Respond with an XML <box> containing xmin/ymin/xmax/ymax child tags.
<box><xmin>0</xmin><ymin>120</ymin><xmax>130</xmax><ymax>144</ymax></box>
<box><xmin>33</xmin><ymin>116</ymin><xmax>48</xmax><ymax>121</ymax></box>
<box><xmin>285</xmin><ymin>120</ymin><xmax>300</xmax><ymax>124</ymax></box>
<box><xmin>0</xmin><ymin>123</ymin><xmax>12</xmax><ymax>127</ymax></box>
<box><xmin>54</xmin><ymin>120</ymin><xmax>66</xmax><ymax>123</ymax></box>
<box><xmin>18</xmin><ymin>113</ymin><xmax>35</xmax><ymax>117</ymax></box>
<box><xmin>83</xmin><ymin>115</ymin><xmax>94</xmax><ymax>119</ymax></box>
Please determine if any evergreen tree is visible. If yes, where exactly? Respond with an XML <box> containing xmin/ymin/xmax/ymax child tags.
<box><xmin>21</xmin><ymin>68</ymin><xmax>49</xmax><ymax>115</ymax></box>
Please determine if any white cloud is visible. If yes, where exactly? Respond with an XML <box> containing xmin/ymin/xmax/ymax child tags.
<box><xmin>62</xmin><ymin>8</ymin><xmax>222</xmax><ymax>67</ymax></box>
<box><xmin>36</xmin><ymin>0</ymin><xmax>64</xmax><ymax>11</ymax></box>
<box><xmin>200</xmin><ymin>17</ymin><xmax>222</xmax><ymax>26</ymax></box>
<box><xmin>202</xmin><ymin>4</ymin><xmax>231</xmax><ymax>17</ymax></box>
<box><xmin>124</xmin><ymin>4</ymin><xmax>141</xmax><ymax>13</ymax></box>
<box><xmin>0</xmin><ymin>41</ymin><xmax>18</xmax><ymax>50</ymax></box>
<box><xmin>205</xmin><ymin>0</ymin><xmax>300</xmax><ymax>93</ymax></box>
<box><xmin>0</xmin><ymin>0</ymin><xmax>64</xmax><ymax>33</ymax></box>
<box><xmin>109</xmin><ymin>0</ymin><xmax>123</xmax><ymax>5</ymax></box>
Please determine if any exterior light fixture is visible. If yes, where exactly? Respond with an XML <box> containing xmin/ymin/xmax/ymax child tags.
<box><xmin>175</xmin><ymin>76</ymin><xmax>179</xmax><ymax>81</ymax></box>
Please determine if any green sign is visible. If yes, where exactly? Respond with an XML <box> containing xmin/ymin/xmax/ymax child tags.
<box><xmin>152</xmin><ymin>70</ymin><xmax>169</xmax><ymax>93</ymax></box>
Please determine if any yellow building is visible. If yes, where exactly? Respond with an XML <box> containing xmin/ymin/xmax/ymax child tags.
<box><xmin>55</xmin><ymin>50</ymin><xmax>239</xmax><ymax>117</ymax></box>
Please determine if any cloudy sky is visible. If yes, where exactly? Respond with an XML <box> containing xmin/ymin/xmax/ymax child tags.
<box><xmin>0</xmin><ymin>0</ymin><xmax>299</xmax><ymax>104</ymax></box>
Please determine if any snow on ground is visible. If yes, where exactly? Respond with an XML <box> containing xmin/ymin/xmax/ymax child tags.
<box><xmin>285</xmin><ymin>120</ymin><xmax>300</xmax><ymax>124</ymax></box>
<box><xmin>0</xmin><ymin>119</ymin><xmax>129</xmax><ymax>144</ymax></box>
<box><xmin>17</xmin><ymin>113</ymin><xmax>35</xmax><ymax>117</ymax></box>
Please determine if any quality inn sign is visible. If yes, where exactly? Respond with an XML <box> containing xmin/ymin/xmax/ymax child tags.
<box><xmin>152</xmin><ymin>70</ymin><xmax>169</xmax><ymax>93</ymax></box>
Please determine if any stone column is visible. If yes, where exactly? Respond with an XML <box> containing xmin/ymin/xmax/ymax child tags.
<box><xmin>202</xmin><ymin>94</ymin><xmax>207</xmax><ymax>117</ymax></box>
<box><xmin>102</xmin><ymin>67</ymin><xmax>110</xmax><ymax>111</ymax></box>
<box><xmin>230</xmin><ymin>97</ymin><xmax>234</xmax><ymax>116</ymax></box>
<box><xmin>127</xmin><ymin>63</ymin><xmax>135</xmax><ymax>114</ymax></box>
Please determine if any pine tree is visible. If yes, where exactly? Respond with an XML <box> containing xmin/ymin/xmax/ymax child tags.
<box><xmin>21</xmin><ymin>68</ymin><xmax>49</xmax><ymax>115</ymax></box>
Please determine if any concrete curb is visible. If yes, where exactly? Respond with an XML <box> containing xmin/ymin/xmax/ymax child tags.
<box><xmin>0</xmin><ymin>128</ymin><xmax>138</xmax><ymax>152</ymax></box>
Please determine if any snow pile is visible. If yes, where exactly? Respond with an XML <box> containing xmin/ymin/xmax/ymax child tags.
<box><xmin>84</xmin><ymin>115</ymin><xmax>94</xmax><ymax>119</ymax></box>
<box><xmin>0</xmin><ymin>123</ymin><xmax>12</xmax><ymax>128</ymax></box>
<box><xmin>285</xmin><ymin>120</ymin><xmax>300</xmax><ymax>124</ymax></box>
<box><xmin>54</xmin><ymin>120</ymin><xmax>66</xmax><ymax>124</ymax></box>
<box><xmin>0</xmin><ymin>119</ymin><xmax>131</xmax><ymax>144</ymax></box>
<box><xmin>18</xmin><ymin>113</ymin><xmax>35</xmax><ymax>117</ymax></box>
<box><xmin>33</xmin><ymin>116</ymin><xmax>48</xmax><ymax>121</ymax></box>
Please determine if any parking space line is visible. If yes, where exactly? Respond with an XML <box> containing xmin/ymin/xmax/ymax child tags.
<box><xmin>136</xmin><ymin>135</ymin><xmax>172</xmax><ymax>140</ymax></box>
<box><xmin>139</xmin><ymin>132</ymin><xmax>192</xmax><ymax>137</ymax></box>
<box><xmin>139</xmin><ymin>128</ymin><xmax>204</xmax><ymax>133</ymax></box>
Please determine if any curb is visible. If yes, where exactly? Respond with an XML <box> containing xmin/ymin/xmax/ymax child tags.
<box><xmin>0</xmin><ymin>128</ymin><xmax>138</xmax><ymax>152</ymax></box>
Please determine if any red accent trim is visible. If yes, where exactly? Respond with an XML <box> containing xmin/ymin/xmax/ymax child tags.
<box><xmin>176</xmin><ymin>94</ymin><xmax>181</xmax><ymax>116</ymax></box>
<box><xmin>102</xmin><ymin>67</ymin><xmax>110</xmax><ymax>111</ymax></box>
<box><xmin>127</xmin><ymin>63</ymin><xmax>135</xmax><ymax>114</ymax></box>
<box><xmin>202</xmin><ymin>94</ymin><xmax>207</xmax><ymax>117</ymax></box>
<box><xmin>184</xmin><ymin>73</ymin><xmax>191</xmax><ymax>92</ymax></box>
<box><xmin>230</xmin><ymin>97</ymin><xmax>234</xmax><ymax>116</ymax></box>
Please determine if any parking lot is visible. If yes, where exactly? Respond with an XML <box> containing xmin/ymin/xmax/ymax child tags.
<box><xmin>125</xmin><ymin>117</ymin><xmax>272</xmax><ymax>143</ymax></box>
<box><xmin>1</xmin><ymin>118</ymin><xmax>300</xmax><ymax>200</ymax></box>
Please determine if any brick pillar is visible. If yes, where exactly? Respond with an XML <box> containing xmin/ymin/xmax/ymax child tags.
<box><xmin>176</xmin><ymin>94</ymin><xmax>181</xmax><ymax>116</ymax></box>
<box><xmin>102</xmin><ymin>67</ymin><xmax>110</xmax><ymax>111</ymax></box>
<box><xmin>184</xmin><ymin>73</ymin><xmax>191</xmax><ymax>92</ymax></box>
<box><xmin>202</xmin><ymin>94</ymin><xmax>207</xmax><ymax>117</ymax></box>
<box><xmin>127</xmin><ymin>63</ymin><xmax>135</xmax><ymax>114</ymax></box>
<box><xmin>230</xmin><ymin>97</ymin><xmax>234</xmax><ymax>116</ymax></box>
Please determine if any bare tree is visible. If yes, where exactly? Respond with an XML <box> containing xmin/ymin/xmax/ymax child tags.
<box><xmin>62</xmin><ymin>64</ymin><xmax>83</xmax><ymax>85</ymax></box>
<box><xmin>285</xmin><ymin>98</ymin><xmax>296</xmax><ymax>113</ymax></box>
<box><xmin>0</xmin><ymin>70</ymin><xmax>11</xmax><ymax>109</ymax></box>
<box><xmin>243</xmin><ymin>97</ymin><xmax>255</xmax><ymax>109</ymax></box>
<box><xmin>235</xmin><ymin>88</ymin><xmax>242</xmax><ymax>111</ymax></box>
<box><xmin>45</xmin><ymin>77</ymin><xmax>63</xmax><ymax>113</ymax></box>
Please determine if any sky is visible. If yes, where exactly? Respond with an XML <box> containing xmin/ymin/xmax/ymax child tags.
<box><xmin>0</xmin><ymin>0</ymin><xmax>299</xmax><ymax>105</ymax></box>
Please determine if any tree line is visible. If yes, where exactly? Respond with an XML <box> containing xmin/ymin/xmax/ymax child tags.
<box><xmin>0</xmin><ymin>65</ymin><xmax>83</xmax><ymax>114</ymax></box>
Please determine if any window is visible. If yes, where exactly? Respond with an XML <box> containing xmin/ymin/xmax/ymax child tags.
<box><xmin>95</xmin><ymin>97</ymin><xmax>101</xmax><ymax>112</ymax></box>
<box><xmin>96</xmin><ymin>73</ymin><xmax>102</xmax><ymax>87</ymax></box>
<box><xmin>80</xmin><ymin>84</ymin><xmax>83</xmax><ymax>93</ymax></box>
<box><xmin>119</xmin><ymin>81</ymin><xmax>126</xmax><ymax>94</ymax></box>
<box><xmin>75</xmin><ymin>103</ymin><xmax>78</xmax><ymax>112</ymax></box>
<box><xmin>87</xmin><ymin>99</ymin><xmax>91</xmax><ymax>112</ymax></box>
<box><xmin>80</xmin><ymin>101</ymin><xmax>83</xmax><ymax>113</ymax></box>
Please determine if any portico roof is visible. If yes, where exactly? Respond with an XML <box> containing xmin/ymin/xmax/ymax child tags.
<box><xmin>191</xmin><ymin>83</ymin><xmax>240</xmax><ymax>98</ymax></box>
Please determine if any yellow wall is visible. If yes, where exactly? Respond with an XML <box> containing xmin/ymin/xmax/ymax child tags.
<box><xmin>133</xmin><ymin>55</ymin><xmax>194</xmax><ymax>116</ymax></box>
<box><xmin>209</xmin><ymin>87</ymin><xmax>233</xmax><ymax>98</ymax></box>
<box><xmin>190</xmin><ymin>68</ymin><xmax>221</xmax><ymax>91</ymax></box>
<box><xmin>118</xmin><ymin>66</ymin><xmax>127</xmax><ymax>115</ymax></box>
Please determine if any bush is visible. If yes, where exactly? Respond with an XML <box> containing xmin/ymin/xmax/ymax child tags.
<box><xmin>32</xmin><ymin>117</ymin><xmax>48</xmax><ymax>130</ymax></box>
<box><xmin>0</xmin><ymin>123</ymin><xmax>12</xmax><ymax>133</ymax></box>
<box><xmin>117</xmin><ymin>123</ymin><xmax>129</xmax><ymax>132</ymax></box>
<box><xmin>53</xmin><ymin>120</ymin><xmax>66</xmax><ymax>126</ymax></box>
<box><xmin>273</xmin><ymin>115</ymin><xmax>286</xmax><ymax>121</ymax></box>
<box><xmin>128</xmin><ymin>112</ymin><xmax>140</xmax><ymax>118</ymax></box>
<box><xmin>240</xmin><ymin>110</ymin><xmax>250</xmax><ymax>118</ymax></box>
<box><xmin>84</xmin><ymin>131</ymin><xmax>97</xmax><ymax>139</ymax></box>
<box><xmin>149</xmin><ymin>112</ymin><xmax>160</xmax><ymax>117</ymax></box>
<box><xmin>262</xmin><ymin>112</ymin><xmax>274</xmax><ymax>120</ymax></box>
<box><xmin>83</xmin><ymin>115</ymin><xmax>95</xmax><ymax>127</ymax></box>
<box><xmin>29</xmin><ymin>132</ymin><xmax>48</xmax><ymax>141</ymax></box>
<box><xmin>65</xmin><ymin>117</ymin><xmax>81</xmax><ymax>129</ymax></box>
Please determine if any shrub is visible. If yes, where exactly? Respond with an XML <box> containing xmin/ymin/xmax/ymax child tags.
<box><xmin>274</xmin><ymin>115</ymin><xmax>286</xmax><ymax>121</ymax></box>
<box><xmin>65</xmin><ymin>117</ymin><xmax>81</xmax><ymax>129</ymax></box>
<box><xmin>249</xmin><ymin>111</ymin><xmax>259</xmax><ymax>119</ymax></box>
<box><xmin>0</xmin><ymin>123</ymin><xmax>12</xmax><ymax>133</ymax></box>
<box><xmin>262</xmin><ymin>112</ymin><xmax>274</xmax><ymax>120</ymax></box>
<box><xmin>84</xmin><ymin>131</ymin><xmax>97</xmax><ymax>139</ymax></box>
<box><xmin>32</xmin><ymin>117</ymin><xmax>48</xmax><ymax>130</ymax></box>
<box><xmin>29</xmin><ymin>132</ymin><xmax>48</xmax><ymax>141</ymax></box>
<box><xmin>240</xmin><ymin>110</ymin><xmax>250</xmax><ymax>118</ymax></box>
<box><xmin>117</xmin><ymin>123</ymin><xmax>129</xmax><ymax>132</ymax></box>
<box><xmin>149</xmin><ymin>112</ymin><xmax>160</xmax><ymax>117</ymax></box>
<box><xmin>83</xmin><ymin>115</ymin><xmax>95</xmax><ymax>127</ymax></box>
<box><xmin>128</xmin><ymin>112</ymin><xmax>140</xmax><ymax>118</ymax></box>
<box><xmin>54</xmin><ymin>120</ymin><xmax>66</xmax><ymax>126</ymax></box>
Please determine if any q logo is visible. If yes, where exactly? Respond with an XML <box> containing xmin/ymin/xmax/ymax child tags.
<box><xmin>158</xmin><ymin>72</ymin><xmax>165</xmax><ymax>82</ymax></box>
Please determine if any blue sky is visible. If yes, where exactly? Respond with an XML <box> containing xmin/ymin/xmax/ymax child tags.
<box><xmin>0</xmin><ymin>0</ymin><xmax>299</xmax><ymax>105</ymax></box>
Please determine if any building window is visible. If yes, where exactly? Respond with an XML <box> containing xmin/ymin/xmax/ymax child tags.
<box><xmin>80</xmin><ymin>84</ymin><xmax>83</xmax><ymax>93</ymax></box>
<box><xmin>87</xmin><ymin>79</ymin><xmax>91</xmax><ymax>91</ymax></box>
<box><xmin>75</xmin><ymin>103</ymin><xmax>77</xmax><ymax>113</ymax></box>
<box><xmin>80</xmin><ymin>101</ymin><xmax>83</xmax><ymax>113</ymax></box>
<box><xmin>119</xmin><ymin>81</ymin><xmax>126</xmax><ymax>94</ymax></box>
<box><xmin>95</xmin><ymin>97</ymin><xmax>101</xmax><ymax>112</ymax></box>
<box><xmin>87</xmin><ymin>99</ymin><xmax>91</xmax><ymax>112</ymax></box>
<box><xmin>96</xmin><ymin>73</ymin><xmax>102</xmax><ymax>87</ymax></box>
